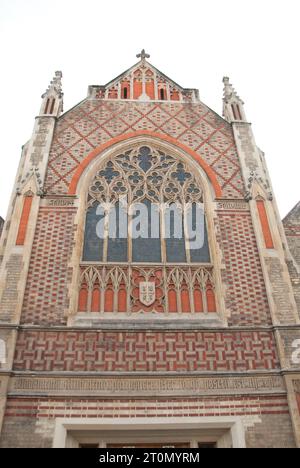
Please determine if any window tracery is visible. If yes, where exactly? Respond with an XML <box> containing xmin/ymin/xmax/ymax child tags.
<box><xmin>84</xmin><ymin>144</ymin><xmax>209</xmax><ymax>264</ymax></box>
<box><xmin>79</xmin><ymin>144</ymin><xmax>217</xmax><ymax>316</ymax></box>
<box><xmin>87</xmin><ymin>145</ymin><xmax>204</xmax><ymax>207</ymax></box>
<box><xmin>78</xmin><ymin>264</ymin><xmax>216</xmax><ymax>315</ymax></box>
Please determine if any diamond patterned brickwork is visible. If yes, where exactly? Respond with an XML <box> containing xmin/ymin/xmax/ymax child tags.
<box><xmin>216</xmin><ymin>211</ymin><xmax>271</xmax><ymax>326</ymax></box>
<box><xmin>13</xmin><ymin>330</ymin><xmax>279</xmax><ymax>372</ymax></box>
<box><xmin>21</xmin><ymin>208</ymin><xmax>77</xmax><ymax>325</ymax></box>
<box><xmin>45</xmin><ymin>101</ymin><xmax>245</xmax><ymax>199</ymax></box>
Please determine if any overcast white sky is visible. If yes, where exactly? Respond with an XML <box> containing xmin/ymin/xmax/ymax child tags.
<box><xmin>0</xmin><ymin>0</ymin><xmax>299</xmax><ymax>219</ymax></box>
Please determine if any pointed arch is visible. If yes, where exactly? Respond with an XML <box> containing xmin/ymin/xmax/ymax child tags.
<box><xmin>68</xmin><ymin>131</ymin><xmax>223</xmax><ymax>198</ymax></box>
<box><xmin>68</xmin><ymin>134</ymin><xmax>227</xmax><ymax>323</ymax></box>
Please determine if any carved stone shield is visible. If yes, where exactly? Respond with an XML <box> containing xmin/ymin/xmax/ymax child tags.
<box><xmin>139</xmin><ymin>282</ymin><xmax>156</xmax><ymax>306</ymax></box>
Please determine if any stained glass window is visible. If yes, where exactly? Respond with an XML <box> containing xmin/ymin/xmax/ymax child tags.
<box><xmin>83</xmin><ymin>145</ymin><xmax>210</xmax><ymax>264</ymax></box>
<box><xmin>83</xmin><ymin>204</ymin><xmax>104</xmax><ymax>262</ymax></box>
<box><xmin>132</xmin><ymin>199</ymin><xmax>161</xmax><ymax>263</ymax></box>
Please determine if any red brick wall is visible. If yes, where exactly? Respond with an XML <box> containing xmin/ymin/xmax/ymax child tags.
<box><xmin>13</xmin><ymin>330</ymin><xmax>279</xmax><ymax>372</ymax></box>
<box><xmin>217</xmin><ymin>211</ymin><xmax>271</xmax><ymax>326</ymax></box>
<box><xmin>45</xmin><ymin>101</ymin><xmax>245</xmax><ymax>199</ymax></box>
<box><xmin>1</xmin><ymin>394</ymin><xmax>296</xmax><ymax>448</ymax></box>
<box><xmin>21</xmin><ymin>207</ymin><xmax>76</xmax><ymax>325</ymax></box>
<box><xmin>19</xmin><ymin>102</ymin><xmax>273</xmax><ymax>327</ymax></box>
<box><xmin>3</xmin><ymin>395</ymin><xmax>289</xmax><ymax>419</ymax></box>
<box><xmin>20</xmin><ymin>209</ymin><xmax>272</xmax><ymax>327</ymax></box>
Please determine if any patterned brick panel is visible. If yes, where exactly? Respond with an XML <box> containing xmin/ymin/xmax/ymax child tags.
<box><xmin>0</xmin><ymin>254</ymin><xmax>23</xmax><ymax>323</ymax></box>
<box><xmin>217</xmin><ymin>211</ymin><xmax>271</xmax><ymax>326</ymax></box>
<box><xmin>45</xmin><ymin>101</ymin><xmax>245</xmax><ymax>199</ymax></box>
<box><xmin>3</xmin><ymin>395</ymin><xmax>289</xmax><ymax>419</ymax></box>
<box><xmin>13</xmin><ymin>331</ymin><xmax>279</xmax><ymax>372</ymax></box>
<box><xmin>21</xmin><ymin>208</ymin><xmax>76</xmax><ymax>325</ymax></box>
<box><xmin>1</xmin><ymin>396</ymin><xmax>295</xmax><ymax>448</ymax></box>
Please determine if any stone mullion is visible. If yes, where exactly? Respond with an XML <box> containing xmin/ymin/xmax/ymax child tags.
<box><xmin>130</xmin><ymin>74</ymin><xmax>134</xmax><ymax>100</ymax></box>
<box><xmin>100</xmin><ymin>266</ymin><xmax>105</xmax><ymax>315</ymax></box>
<box><xmin>113</xmin><ymin>288</ymin><xmax>118</xmax><ymax>314</ymax></box>
<box><xmin>202</xmin><ymin>273</ymin><xmax>208</xmax><ymax>315</ymax></box>
<box><xmin>87</xmin><ymin>279</ymin><xmax>93</xmax><ymax>314</ymax></box>
<box><xmin>142</xmin><ymin>70</ymin><xmax>146</xmax><ymax>98</ymax></box>
<box><xmin>183</xmin><ymin>205</ymin><xmax>191</xmax><ymax>264</ymax></box>
<box><xmin>154</xmin><ymin>71</ymin><xmax>158</xmax><ymax>100</ymax></box>
<box><xmin>127</xmin><ymin>266</ymin><xmax>132</xmax><ymax>315</ymax></box>
<box><xmin>176</xmin><ymin>275</ymin><xmax>182</xmax><ymax>314</ymax></box>
<box><xmin>166</xmin><ymin>82</ymin><xmax>171</xmax><ymax>101</ymax></box>
<box><xmin>163</xmin><ymin>266</ymin><xmax>169</xmax><ymax>315</ymax></box>
<box><xmin>103</xmin><ymin>208</ymin><xmax>109</xmax><ymax>263</ymax></box>
<box><xmin>189</xmin><ymin>268</ymin><xmax>195</xmax><ymax>314</ymax></box>
<box><xmin>128</xmin><ymin>204</ymin><xmax>133</xmax><ymax>263</ymax></box>
<box><xmin>113</xmin><ymin>272</ymin><xmax>119</xmax><ymax>314</ymax></box>
<box><xmin>160</xmin><ymin>204</ymin><xmax>167</xmax><ymax>264</ymax></box>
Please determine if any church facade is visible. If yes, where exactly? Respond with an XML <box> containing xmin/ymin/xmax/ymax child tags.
<box><xmin>0</xmin><ymin>52</ymin><xmax>299</xmax><ymax>448</ymax></box>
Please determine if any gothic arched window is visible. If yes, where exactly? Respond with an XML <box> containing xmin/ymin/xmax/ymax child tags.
<box><xmin>82</xmin><ymin>145</ymin><xmax>210</xmax><ymax>265</ymax></box>
<box><xmin>78</xmin><ymin>144</ymin><xmax>217</xmax><ymax>316</ymax></box>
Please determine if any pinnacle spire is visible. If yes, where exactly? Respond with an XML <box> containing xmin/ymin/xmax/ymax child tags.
<box><xmin>222</xmin><ymin>77</ymin><xmax>246</xmax><ymax>123</ymax></box>
<box><xmin>223</xmin><ymin>77</ymin><xmax>244</xmax><ymax>104</ymax></box>
<box><xmin>40</xmin><ymin>71</ymin><xmax>64</xmax><ymax>117</ymax></box>
<box><xmin>42</xmin><ymin>71</ymin><xmax>63</xmax><ymax>99</ymax></box>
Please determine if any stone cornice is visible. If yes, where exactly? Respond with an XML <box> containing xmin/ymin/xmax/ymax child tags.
<box><xmin>4</xmin><ymin>373</ymin><xmax>288</xmax><ymax>399</ymax></box>
<box><xmin>1</xmin><ymin>323</ymin><xmax>300</xmax><ymax>332</ymax></box>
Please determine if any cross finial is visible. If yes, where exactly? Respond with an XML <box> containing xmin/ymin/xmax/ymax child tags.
<box><xmin>136</xmin><ymin>49</ymin><xmax>150</xmax><ymax>61</ymax></box>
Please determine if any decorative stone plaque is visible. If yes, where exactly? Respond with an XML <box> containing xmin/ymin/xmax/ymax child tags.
<box><xmin>139</xmin><ymin>282</ymin><xmax>156</xmax><ymax>306</ymax></box>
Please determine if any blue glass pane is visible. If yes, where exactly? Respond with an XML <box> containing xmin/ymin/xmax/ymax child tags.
<box><xmin>138</xmin><ymin>146</ymin><xmax>152</xmax><ymax>173</ymax></box>
<box><xmin>188</xmin><ymin>204</ymin><xmax>211</xmax><ymax>263</ymax></box>
<box><xmin>107</xmin><ymin>202</ymin><xmax>128</xmax><ymax>262</ymax></box>
<box><xmin>132</xmin><ymin>199</ymin><xmax>161</xmax><ymax>263</ymax></box>
<box><xmin>165</xmin><ymin>204</ymin><xmax>187</xmax><ymax>262</ymax></box>
<box><xmin>99</xmin><ymin>161</ymin><xmax>120</xmax><ymax>184</ymax></box>
<box><xmin>82</xmin><ymin>204</ymin><xmax>103</xmax><ymax>261</ymax></box>
<box><xmin>171</xmin><ymin>163</ymin><xmax>192</xmax><ymax>186</ymax></box>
